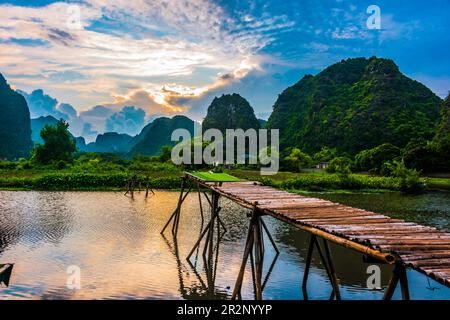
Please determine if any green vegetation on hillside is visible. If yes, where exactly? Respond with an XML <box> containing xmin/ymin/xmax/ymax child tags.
<box><xmin>354</xmin><ymin>143</ymin><xmax>400</xmax><ymax>174</ymax></box>
<box><xmin>400</xmin><ymin>94</ymin><xmax>450</xmax><ymax>172</ymax></box>
<box><xmin>266</xmin><ymin>57</ymin><xmax>442</xmax><ymax>155</ymax></box>
<box><xmin>202</xmin><ymin>93</ymin><xmax>260</xmax><ymax>133</ymax></box>
<box><xmin>431</xmin><ymin>94</ymin><xmax>450</xmax><ymax>167</ymax></box>
<box><xmin>0</xmin><ymin>73</ymin><xmax>33</xmax><ymax>159</ymax></box>
<box><xmin>129</xmin><ymin>115</ymin><xmax>195</xmax><ymax>157</ymax></box>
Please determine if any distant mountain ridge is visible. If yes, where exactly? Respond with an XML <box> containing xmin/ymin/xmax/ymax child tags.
<box><xmin>31</xmin><ymin>115</ymin><xmax>86</xmax><ymax>151</ymax></box>
<box><xmin>31</xmin><ymin>116</ymin><xmax>59</xmax><ymax>144</ymax></box>
<box><xmin>266</xmin><ymin>57</ymin><xmax>442</xmax><ymax>155</ymax></box>
<box><xmin>129</xmin><ymin>115</ymin><xmax>195</xmax><ymax>157</ymax></box>
<box><xmin>83</xmin><ymin>132</ymin><xmax>134</xmax><ymax>153</ymax></box>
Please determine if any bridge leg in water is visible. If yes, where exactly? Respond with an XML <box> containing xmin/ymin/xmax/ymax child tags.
<box><xmin>145</xmin><ymin>181</ymin><xmax>155</xmax><ymax>198</ymax></box>
<box><xmin>383</xmin><ymin>263</ymin><xmax>410</xmax><ymax>300</ymax></box>
<box><xmin>160</xmin><ymin>177</ymin><xmax>192</xmax><ymax>237</ymax></box>
<box><xmin>187</xmin><ymin>190</ymin><xmax>227</xmax><ymax>262</ymax></box>
<box><xmin>301</xmin><ymin>234</ymin><xmax>341</xmax><ymax>300</ymax></box>
<box><xmin>197</xmin><ymin>185</ymin><xmax>204</xmax><ymax>223</ymax></box>
<box><xmin>232</xmin><ymin>204</ymin><xmax>279</xmax><ymax>300</ymax></box>
<box><xmin>181</xmin><ymin>189</ymin><xmax>224</xmax><ymax>296</ymax></box>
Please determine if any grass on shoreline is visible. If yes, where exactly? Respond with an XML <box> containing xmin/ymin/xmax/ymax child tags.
<box><xmin>1</xmin><ymin>167</ymin><xmax>446</xmax><ymax>193</ymax></box>
<box><xmin>426</xmin><ymin>177</ymin><xmax>450</xmax><ymax>191</ymax></box>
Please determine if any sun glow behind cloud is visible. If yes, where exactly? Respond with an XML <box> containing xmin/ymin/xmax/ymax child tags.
<box><xmin>0</xmin><ymin>0</ymin><xmax>293</xmax><ymax>118</ymax></box>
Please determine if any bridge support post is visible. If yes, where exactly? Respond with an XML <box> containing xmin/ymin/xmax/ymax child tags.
<box><xmin>160</xmin><ymin>177</ymin><xmax>192</xmax><ymax>237</ymax></box>
<box><xmin>197</xmin><ymin>185</ymin><xmax>204</xmax><ymax>223</ymax></box>
<box><xmin>383</xmin><ymin>263</ymin><xmax>410</xmax><ymax>300</ymax></box>
<box><xmin>232</xmin><ymin>203</ymin><xmax>279</xmax><ymax>300</ymax></box>
<box><xmin>144</xmin><ymin>176</ymin><xmax>155</xmax><ymax>198</ymax></box>
<box><xmin>175</xmin><ymin>188</ymin><xmax>224</xmax><ymax>297</ymax></box>
<box><xmin>302</xmin><ymin>234</ymin><xmax>341</xmax><ymax>300</ymax></box>
<box><xmin>203</xmin><ymin>192</ymin><xmax>220</xmax><ymax>263</ymax></box>
<box><xmin>186</xmin><ymin>189</ymin><xmax>227</xmax><ymax>262</ymax></box>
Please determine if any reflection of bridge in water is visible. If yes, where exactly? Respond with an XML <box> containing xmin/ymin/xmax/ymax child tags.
<box><xmin>161</xmin><ymin>184</ymin><xmax>279</xmax><ymax>300</ymax></box>
<box><xmin>162</xmin><ymin>172</ymin><xmax>450</xmax><ymax>300</ymax></box>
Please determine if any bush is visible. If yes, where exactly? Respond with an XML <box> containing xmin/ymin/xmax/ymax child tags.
<box><xmin>0</xmin><ymin>172</ymin><xmax>184</xmax><ymax>190</ymax></box>
<box><xmin>0</xmin><ymin>176</ymin><xmax>35</xmax><ymax>188</ymax></box>
<box><xmin>0</xmin><ymin>161</ymin><xmax>18</xmax><ymax>170</ymax></box>
<box><xmin>211</xmin><ymin>166</ymin><xmax>223</xmax><ymax>173</ymax></box>
<box><xmin>354</xmin><ymin>143</ymin><xmax>401</xmax><ymax>173</ymax></box>
<box><xmin>56</xmin><ymin>160</ymin><xmax>67</xmax><ymax>170</ymax></box>
<box><xmin>148</xmin><ymin>177</ymin><xmax>182</xmax><ymax>189</ymax></box>
<box><xmin>33</xmin><ymin>173</ymin><xmax>129</xmax><ymax>190</ymax></box>
<box><xmin>33</xmin><ymin>120</ymin><xmax>76</xmax><ymax>165</ymax></box>
<box><xmin>325</xmin><ymin>157</ymin><xmax>352</xmax><ymax>174</ymax></box>
<box><xmin>268</xmin><ymin>174</ymin><xmax>399</xmax><ymax>192</ymax></box>
<box><xmin>128</xmin><ymin>161</ymin><xmax>180</xmax><ymax>173</ymax></box>
<box><xmin>383</xmin><ymin>160</ymin><xmax>425</xmax><ymax>193</ymax></box>
<box><xmin>283</xmin><ymin>148</ymin><xmax>314</xmax><ymax>172</ymax></box>
<box><xmin>313</xmin><ymin>147</ymin><xmax>337</xmax><ymax>163</ymax></box>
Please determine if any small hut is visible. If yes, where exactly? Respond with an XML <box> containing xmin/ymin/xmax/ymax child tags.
<box><xmin>316</xmin><ymin>161</ymin><xmax>329</xmax><ymax>170</ymax></box>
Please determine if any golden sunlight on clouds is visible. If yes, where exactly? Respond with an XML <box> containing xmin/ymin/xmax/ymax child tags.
<box><xmin>104</xmin><ymin>89</ymin><xmax>186</xmax><ymax>114</ymax></box>
<box><xmin>0</xmin><ymin>0</ymin><xmax>293</xmax><ymax>116</ymax></box>
<box><xmin>100</xmin><ymin>54</ymin><xmax>263</xmax><ymax>112</ymax></box>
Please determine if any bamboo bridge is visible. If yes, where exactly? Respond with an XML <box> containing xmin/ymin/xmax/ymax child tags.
<box><xmin>161</xmin><ymin>172</ymin><xmax>450</xmax><ymax>300</ymax></box>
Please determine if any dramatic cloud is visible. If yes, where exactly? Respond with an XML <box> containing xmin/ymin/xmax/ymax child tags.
<box><xmin>58</xmin><ymin>103</ymin><xmax>78</xmax><ymax>119</ymax></box>
<box><xmin>18</xmin><ymin>87</ymin><xmax>149</xmax><ymax>140</ymax></box>
<box><xmin>77</xmin><ymin>105</ymin><xmax>115</xmax><ymax>137</ymax></box>
<box><xmin>80</xmin><ymin>105</ymin><xmax>114</xmax><ymax>119</ymax></box>
<box><xmin>81</xmin><ymin>123</ymin><xmax>98</xmax><ymax>141</ymax></box>
<box><xmin>18</xmin><ymin>89</ymin><xmax>68</xmax><ymax>119</ymax></box>
<box><xmin>106</xmin><ymin>106</ymin><xmax>146</xmax><ymax>136</ymax></box>
<box><xmin>0</xmin><ymin>0</ymin><xmax>293</xmax><ymax>115</ymax></box>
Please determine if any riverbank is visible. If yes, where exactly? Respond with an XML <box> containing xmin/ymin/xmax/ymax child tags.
<box><xmin>1</xmin><ymin>168</ymin><xmax>448</xmax><ymax>193</ymax></box>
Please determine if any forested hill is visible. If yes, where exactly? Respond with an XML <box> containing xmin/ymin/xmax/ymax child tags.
<box><xmin>266</xmin><ymin>57</ymin><xmax>443</xmax><ymax>155</ymax></box>
<box><xmin>129</xmin><ymin>115</ymin><xmax>195</xmax><ymax>157</ymax></box>
<box><xmin>432</xmin><ymin>94</ymin><xmax>450</xmax><ymax>162</ymax></box>
<box><xmin>0</xmin><ymin>73</ymin><xmax>33</xmax><ymax>159</ymax></box>
<box><xmin>202</xmin><ymin>93</ymin><xmax>260</xmax><ymax>133</ymax></box>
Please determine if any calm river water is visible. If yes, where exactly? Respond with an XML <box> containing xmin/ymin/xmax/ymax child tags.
<box><xmin>0</xmin><ymin>190</ymin><xmax>449</xmax><ymax>300</ymax></box>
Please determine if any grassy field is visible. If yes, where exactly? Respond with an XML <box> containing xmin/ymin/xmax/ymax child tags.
<box><xmin>187</xmin><ymin>171</ymin><xmax>241</xmax><ymax>182</ymax></box>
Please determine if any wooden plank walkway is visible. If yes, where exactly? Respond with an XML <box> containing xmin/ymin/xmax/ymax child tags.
<box><xmin>205</xmin><ymin>181</ymin><xmax>450</xmax><ymax>289</ymax></box>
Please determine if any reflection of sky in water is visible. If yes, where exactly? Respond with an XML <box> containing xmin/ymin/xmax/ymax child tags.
<box><xmin>0</xmin><ymin>191</ymin><xmax>449</xmax><ymax>300</ymax></box>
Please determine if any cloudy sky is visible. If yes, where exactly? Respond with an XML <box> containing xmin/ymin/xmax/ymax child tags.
<box><xmin>1</xmin><ymin>0</ymin><xmax>449</xmax><ymax>140</ymax></box>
